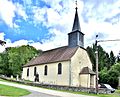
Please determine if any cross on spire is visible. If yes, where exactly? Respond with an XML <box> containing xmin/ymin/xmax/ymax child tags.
<box><xmin>75</xmin><ymin>0</ymin><xmax>77</xmax><ymax>8</ymax></box>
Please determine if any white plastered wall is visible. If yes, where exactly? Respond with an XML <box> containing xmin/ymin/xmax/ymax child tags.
<box><xmin>22</xmin><ymin>61</ymin><xmax>70</xmax><ymax>86</ymax></box>
<box><xmin>70</xmin><ymin>47</ymin><xmax>95</xmax><ymax>88</ymax></box>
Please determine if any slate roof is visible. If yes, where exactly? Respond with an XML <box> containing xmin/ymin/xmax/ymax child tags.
<box><xmin>72</xmin><ymin>7</ymin><xmax>81</xmax><ymax>32</ymax></box>
<box><xmin>24</xmin><ymin>46</ymin><xmax>78</xmax><ymax>67</ymax></box>
<box><xmin>80</xmin><ymin>67</ymin><xmax>96</xmax><ymax>75</ymax></box>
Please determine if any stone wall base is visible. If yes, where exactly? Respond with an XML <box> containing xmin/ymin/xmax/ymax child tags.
<box><xmin>0</xmin><ymin>76</ymin><xmax>111</xmax><ymax>94</ymax></box>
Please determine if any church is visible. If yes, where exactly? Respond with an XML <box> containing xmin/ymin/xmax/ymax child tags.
<box><xmin>22</xmin><ymin>6</ymin><xmax>96</xmax><ymax>88</ymax></box>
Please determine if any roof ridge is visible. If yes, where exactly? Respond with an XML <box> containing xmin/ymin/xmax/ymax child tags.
<box><xmin>43</xmin><ymin>46</ymin><xmax>68</xmax><ymax>52</ymax></box>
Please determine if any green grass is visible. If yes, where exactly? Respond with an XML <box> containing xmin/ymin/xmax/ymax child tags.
<box><xmin>97</xmin><ymin>94</ymin><xmax>119</xmax><ymax>97</ymax></box>
<box><xmin>0</xmin><ymin>84</ymin><xmax>30</xmax><ymax>97</ymax></box>
<box><xmin>116</xmin><ymin>89</ymin><xmax>120</xmax><ymax>93</ymax></box>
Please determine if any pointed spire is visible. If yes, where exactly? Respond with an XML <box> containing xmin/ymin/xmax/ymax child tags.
<box><xmin>72</xmin><ymin>0</ymin><xmax>81</xmax><ymax>31</ymax></box>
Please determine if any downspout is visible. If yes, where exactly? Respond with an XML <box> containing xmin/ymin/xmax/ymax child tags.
<box><xmin>69</xmin><ymin>60</ymin><xmax>72</xmax><ymax>86</ymax></box>
<box><xmin>87</xmin><ymin>74</ymin><xmax>89</xmax><ymax>89</ymax></box>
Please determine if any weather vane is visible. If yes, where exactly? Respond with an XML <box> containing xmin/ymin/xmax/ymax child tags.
<box><xmin>75</xmin><ymin>0</ymin><xmax>77</xmax><ymax>7</ymax></box>
<box><xmin>75</xmin><ymin>0</ymin><xmax>78</xmax><ymax>9</ymax></box>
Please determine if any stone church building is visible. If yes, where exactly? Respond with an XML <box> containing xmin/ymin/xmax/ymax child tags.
<box><xmin>22</xmin><ymin>7</ymin><xmax>96</xmax><ymax>88</ymax></box>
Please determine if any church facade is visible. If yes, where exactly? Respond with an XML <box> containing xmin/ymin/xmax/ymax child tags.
<box><xmin>22</xmin><ymin>7</ymin><xmax>96</xmax><ymax>88</ymax></box>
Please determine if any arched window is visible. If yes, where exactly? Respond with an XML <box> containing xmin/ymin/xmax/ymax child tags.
<box><xmin>44</xmin><ymin>65</ymin><xmax>47</xmax><ymax>75</ymax></box>
<box><xmin>34</xmin><ymin>67</ymin><xmax>37</xmax><ymax>76</ymax></box>
<box><xmin>27</xmin><ymin>68</ymin><xmax>29</xmax><ymax>77</ymax></box>
<box><xmin>58</xmin><ymin>63</ymin><xmax>62</xmax><ymax>74</ymax></box>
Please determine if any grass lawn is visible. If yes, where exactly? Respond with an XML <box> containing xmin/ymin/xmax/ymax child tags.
<box><xmin>97</xmin><ymin>93</ymin><xmax>120</xmax><ymax>97</ymax></box>
<box><xmin>0</xmin><ymin>84</ymin><xmax>30</xmax><ymax>97</ymax></box>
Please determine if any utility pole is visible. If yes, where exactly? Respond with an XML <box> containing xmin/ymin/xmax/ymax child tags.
<box><xmin>95</xmin><ymin>35</ymin><xmax>120</xmax><ymax>94</ymax></box>
<box><xmin>95</xmin><ymin>35</ymin><xmax>98</xmax><ymax>94</ymax></box>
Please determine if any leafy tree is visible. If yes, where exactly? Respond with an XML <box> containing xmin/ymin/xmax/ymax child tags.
<box><xmin>87</xmin><ymin>44</ymin><xmax>116</xmax><ymax>71</ymax></box>
<box><xmin>99</xmin><ymin>63</ymin><xmax>120</xmax><ymax>88</ymax></box>
<box><xmin>116</xmin><ymin>52</ymin><xmax>120</xmax><ymax>63</ymax></box>
<box><xmin>104</xmin><ymin>53</ymin><xmax>110</xmax><ymax>69</ymax></box>
<box><xmin>0</xmin><ymin>52</ymin><xmax>9</xmax><ymax>76</ymax></box>
<box><xmin>87</xmin><ymin>44</ymin><xmax>119</xmax><ymax>88</ymax></box>
<box><xmin>0</xmin><ymin>45</ymin><xmax>41</xmax><ymax>77</ymax></box>
<box><xmin>99</xmin><ymin>67</ymin><xmax>108</xmax><ymax>84</ymax></box>
<box><xmin>107</xmin><ymin>68</ymin><xmax>119</xmax><ymax>88</ymax></box>
<box><xmin>109</xmin><ymin>51</ymin><xmax>116</xmax><ymax>67</ymax></box>
<box><xmin>110</xmin><ymin>63</ymin><xmax>120</xmax><ymax>75</ymax></box>
<box><xmin>87</xmin><ymin>44</ymin><xmax>111</xmax><ymax>71</ymax></box>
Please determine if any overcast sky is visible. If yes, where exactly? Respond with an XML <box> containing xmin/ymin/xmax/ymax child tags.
<box><xmin>0</xmin><ymin>0</ymin><xmax>120</xmax><ymax>56</ymax></box>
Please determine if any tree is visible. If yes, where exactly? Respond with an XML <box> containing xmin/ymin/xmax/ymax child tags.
<box><xmin>86</xmin><ymin>44</ymin><xmax>119</xmax><ymax>88</ymax></box>
<box><xmin>109</xmin><ymin>51</ymin><xmax>116</xmax><ymax>67</ymax></box>
<box><xmin>99</xmin><ymin>67</ymin><xmax>109</xmax><ymax>84</ymax></box>
<box><xmin>99</xmin><ymin>63</ymin><xmax>120</xmax><ymax>88</ymax></box>
<box><xmin>0</xmin><ymin>45</ymin><xmax>41</xmax><ymax>77</ymax></box>
<box><xmin>116</xmin><ymin>52</ymin><xmax>120</xmax><ymax>63</ymax></box>
<box><xmin>111</xmin><ymin>63</ymin><xmax>120</xmax><ymax>74</ymax></box>
<box><xmin>86</xmin><ymin>44</ymin><xmax>111</xmax><ymax>71</ymax></box>
<box><xmin>87</xmin><ymin>44</ymin><xmax>116</xmax><ymax>71</ymax></box>
<box><xmin>107</xmin><ymin>68</ymin><xmax>119</xmax><ymax>88</ymax></box>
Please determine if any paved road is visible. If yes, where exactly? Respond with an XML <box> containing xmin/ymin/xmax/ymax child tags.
<box><xmin>0</xmin><ymin>81</ymin><xmax>96</xmax><ymax>97</ymax></box>
<box><xmin>22</xmin><ymin>90</ymin><xmax>60</xmax><ymax>97</ymax></box>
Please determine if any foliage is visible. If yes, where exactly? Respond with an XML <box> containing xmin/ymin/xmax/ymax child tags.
<box><xmin>87</xmin><ymin>44</ymin><xmax>119</xmax><ymax>88</ymax></box>
<box><xmin>0</xmin><ymin>45</ymin><xmax>41</xmax><ymax>77</ymax></box>
<box><xmin>99</xmin><ymin>63</ymin><xmax>120</xmax><ymax>88</ymax></box>
<box><xmin>107</xmin><ymin>68</ymin><xmax>119</xmax><ymax>88</ymax></box>
<box><xmin>116</xmin><ymin>52</ymin><xmax>120</xmax><ymax>63</ymax></box>
<box><xmin>99</xmin><ymin>67</ymin><xmax>109</xmax><ymax>84</ymax></box>
<box><xmin>0</xmin><ymin>84</ymin><xmax>30</xmax><ymax>96</ymax></box>
<box><xmin>109</xmin><ymin>51</ymin><xmax>116</xmax><ymax>67</ymax></box>
<box><xmin>86</xmin><ymin>44</ymin><xmax>113</xmax><ymax>71</ymax></box>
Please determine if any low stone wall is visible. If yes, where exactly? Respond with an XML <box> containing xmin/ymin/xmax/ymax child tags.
<box><xmin>0</xmin><ymin>76</ymin><xmax>111</xmax><ymax>94</ymax></box>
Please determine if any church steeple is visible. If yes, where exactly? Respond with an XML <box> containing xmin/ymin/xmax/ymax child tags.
<box><xmin>68</xmin><ymin>1</ymin><xmax>84</xmax><ymax>48</ymax></box>
<box><xmin>72</xmin><ymin>6</ymin><xmax>81</xmax><ymax>31</ymax></box>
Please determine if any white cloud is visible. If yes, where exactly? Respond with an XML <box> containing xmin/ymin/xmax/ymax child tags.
<box><xmin>0</xmin><ymin>0</ymin><xmax>28</xmax><ymax>28</ymax></box>
<box><xmin>77</xmin><ymin>0</ymin><xmax>120</xmax><ymax>55</ymax></box>
<box><xmin>0</xmin><ymin>32</ymin><xmax>5</xmax><ymax>40</ymax></box>
<box><xmin>32</xmin><ymin>6</ymin><xmax>47</xmax><ymax>26</ymax></box>
<box><xmin>6</xmin><ymin>39</ymin><xmax>28</xmax><ymax>47</ymax></box>
<box><xmin>0</xmin><ymin>0</ymin><xmax>16</xmax><ymax>27</ymax></box>
<box><xmin>31</xmin><ymin>28</ymin><xmax>68</xmax><ymax>51</ymax></box>
<box><xmin>15</xmin><ymin>3</ymin><xmax>28</xmax><ymax>20</ymax></box>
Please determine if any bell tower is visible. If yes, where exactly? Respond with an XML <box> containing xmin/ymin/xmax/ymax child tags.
<box><xmin>68</xmin><ymin>1</ymin><xmax>84</xmax><ymax>48</ymax></box>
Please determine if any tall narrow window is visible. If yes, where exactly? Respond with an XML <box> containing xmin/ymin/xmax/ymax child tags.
<box><xmin>27</xmin><ymin>68</ymin><xmax>29</xmax><ymax>77</ymax></box>
<box><xmin>58</xmin><ymin>63</ymin><xmax>62</xmax><ymax>74</ymax></box>
<box><xmin>44</xmin><ymin>65</ymin><xmax>47</xmax><ymax>75</ymax></box>
<box><xmin>34</xmin><ymin>67</ymin><xmax>37</xmax><ymax>76</ymax></box>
